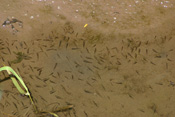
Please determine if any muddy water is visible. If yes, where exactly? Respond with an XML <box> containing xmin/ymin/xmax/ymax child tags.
<box><xmin>0</xmin><ymin>0</ymin><xmax>175</xmax><ymax>117</ymax></box>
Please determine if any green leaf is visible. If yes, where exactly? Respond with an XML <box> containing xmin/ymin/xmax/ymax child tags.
<box><xmin>0</xmin><ymin>66</ymin><xmax>30</xmax><ymax>96</ymax></box>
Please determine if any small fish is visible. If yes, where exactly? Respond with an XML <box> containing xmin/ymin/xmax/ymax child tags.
<box><xmin>59</xmin><ymin>41</ymin><xmax>62</xmax><ymax>47</ymax></box>
<box><xmin>53</xmin><ymin>63</ymin><xmax>58</xmax><ymax>70</ymax></box>
<box><xmin>38</xmin><ymin>69</ymin><xmax>42</xmax><ymax>76</ymax></box>
<box><xmin>36</xmin><ymin>53</ymin><xmax>39</xmax><ymax>60</ymax></box>
<box><xmin>152</xmin><ymin>49</ymin><xmax>158</xmax><ymax>53</ymax></box>
<box><xmin>84</xmin><ymin>90</ymin><xmax>92</xmax><ymax>94</ymax></box>
<box><xmin>83</xmin><ymin>60</ymin><xmax>92</xmax><ymax>63</ymax></box>
<box><xmin>86</xmin><ymin>48</ymin><xmax>89</xmax><ymax>53</ymax></box>
<box><xmin>72</xmin><ymin>48</ymin><xmax>79</xmax><ymax>50</ymax></box>
<box><xmin>150</xmin><ymin>61</ymin><xmax>156</xmax><ymax>65</ymax></box>
<box><xmin>66</xmin><ymin>43</ymin><xmax>69</xmax><ymax>48</ymax></box>
<box><xmin>94</xmin><ymin>48</ymin><xmax>97</xmax><ymax>53</ymax></box>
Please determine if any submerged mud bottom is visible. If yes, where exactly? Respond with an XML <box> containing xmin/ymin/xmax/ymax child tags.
<box><xmin>0</xmin><ymin>0</ymin><xmax>175</xmax><ymax>117</ymax></box>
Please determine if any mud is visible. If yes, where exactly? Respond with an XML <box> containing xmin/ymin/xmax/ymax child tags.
<box><xmin>0</xmin><ymin>0</ymin><xmax>175</xmax><ymax>117</ymax></box>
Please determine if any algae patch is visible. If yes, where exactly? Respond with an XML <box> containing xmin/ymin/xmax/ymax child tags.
<box><xmin>11</xmin><ymin>52</ymin><xmax>31</xmax><ymax>64</ymax></box>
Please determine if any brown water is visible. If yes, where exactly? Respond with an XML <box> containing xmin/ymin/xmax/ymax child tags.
<box><xmin>0</xmin><ymin>0</ymin><xmax>175</xmax><ymax>117</ymax></box>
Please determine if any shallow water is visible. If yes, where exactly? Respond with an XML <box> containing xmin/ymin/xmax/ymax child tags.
<box><xmin>0</xmin><ymin>0</ymin><xmax>175</xmax><ymax>117</ymax></box>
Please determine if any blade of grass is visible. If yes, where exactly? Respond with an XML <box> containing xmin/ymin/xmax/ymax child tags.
<box><xmin>0</xmin><ymin>66</ymin><xmax>38</xmax><ymax>113</ymax></box>
<box><xmin>0</xmin><ymin>66</ymin><xmax>29</xmax><ymax>95</ymax></box>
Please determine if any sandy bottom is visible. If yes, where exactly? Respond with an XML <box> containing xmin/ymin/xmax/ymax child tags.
<box><xmin>0</xmin><ymin>0</ymin><xmax>175</xmax><ymax>117</ymax></box>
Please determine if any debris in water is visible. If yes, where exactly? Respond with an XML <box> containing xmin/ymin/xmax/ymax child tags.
<box><xmin>84</xmin><ymin>24</ymin><xmax>88</xmax><ymax>28</ymax></box>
